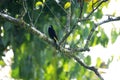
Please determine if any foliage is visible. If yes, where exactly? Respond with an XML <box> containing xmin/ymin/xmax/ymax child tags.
<box><xmin>64</xmin><ymin>2</ymin><xmax>71</xmax><ymax>9</ymax></box>
<box><xmin>0</xmin><ymin>0</ymin><xmax>119</xmax><ymax>80</ymax></box>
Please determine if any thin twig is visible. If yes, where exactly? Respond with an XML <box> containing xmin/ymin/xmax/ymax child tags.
<box><xmin>21</xmin><ymin>0</ymin><xmax>27</xmax><ymax>19</ymax></box>
<box><xmin>44</xmin><ymin>2</ymin><xmax>63</xmax><ymax>27</ymax></box>
<box><xmin>79</xmin><ymin>0</ymin><xmax>84</xmax><ymax>19</ymax></box>
<box><xmin>92</xmin><ymin>0</ymin><xmax>101</xmax><ymax>10</ymax></box>
<box><xmin>65</xmin><ymin>0</ymin><xmax>72</xmax><ymax>39</ymax></box>
<box><xmin>23</xmin><ymin>0</ymin><xmax>34</xmax><ymax>26</ymax></box>
<box><xmin>34</xmin><ymin>7</ymin><xmax>44</xmax><ymax>26</ymax></box>
<box><xmin>54</xmin><ymin>0</ymin><xmax>67</xmax><ymax>14</ymax></box>
<box><xmin>31</xmin><ymin>0</ymin><xmax>36</xmax><ymax>25</ymax></box>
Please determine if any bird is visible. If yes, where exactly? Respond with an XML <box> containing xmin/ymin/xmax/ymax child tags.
<box><xmin>48</xmin><ymin>25</ymin><xmax>58</xmax><ymax>43</ymax></box>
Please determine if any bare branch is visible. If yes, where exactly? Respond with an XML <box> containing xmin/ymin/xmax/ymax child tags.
<box><xmin>97</xmin><ymin>16</ymin><xmax>120</xmax><ymax>26</ymax></box>
<box><xmin>23</xmin><ymin>0</ymin><xmax>34</xmax><ymax>26</ymax></box>
<box><xmin>19</xmin><ymin>0</ymin><xmax>27</xmax><ymax>19</ymax></box>
<box><xmin>72</xmin><ymin>55</ymin><xmax>104</xmax><ymax>80</ymax></box>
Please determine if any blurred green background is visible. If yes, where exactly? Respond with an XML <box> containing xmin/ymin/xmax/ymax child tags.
<box><xmin>0</xmin><ymin>0</ymin><xmax>119</xmax><ymax>80</ymax></box>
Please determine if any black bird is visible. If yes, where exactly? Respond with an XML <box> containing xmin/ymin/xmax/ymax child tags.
<box><xmin>48</xmin><ymin>25</ymin><xmax>58</xmax><ymax>43</ymax></box>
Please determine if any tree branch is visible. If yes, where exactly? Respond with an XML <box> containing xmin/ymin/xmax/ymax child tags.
<box><xmin>0</xmin><ymin>12</ymin><xmax>72</xmax><ymax>53</ymax></box>
<box><xmin>0</xmin><ymin>12</ymin><xmax>55</xmax><ymax>47</ymax></box>
<box><xmin>84</xmin><ymin>16</ymin><xmax>120</xmax><ymax>48</ymax></box>
<box><xmin>1</xmin><ymin>12</ymin><xmax>120</xmax><ymax>53</ymax></box>
<box><xmin>59</xmin><ymin>0</ymin><xmax>108</xmax><ymax>45</ymax></box>
<box><xmin>64</xmin><ymin>52</ymin><xmax>104</xmax><ymax>80</ymax></box>
<box><xmin>1</xmin><ymin>12</ymin><xmax>120</xmax><ymax>80</ymax></box>
<box><xmin>72</xmin><ymin>55</ymin><xmax>104</xmax><ymax>80</ymax></box>
<box><xmin>59</xmin><ymin>0</ymin><xmax>84</xmax><ymax>45</ymax></box>
<box><xmin>97</xmin><ymin>16</ymin><xmax>120</xmax><ymax>26</ymax></box>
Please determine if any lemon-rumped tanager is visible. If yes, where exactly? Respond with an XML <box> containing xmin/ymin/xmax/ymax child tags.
<box><xmin>48</xmin><ymin>25</ymin><xmax>58</xmax><ymax>44</ymax></box>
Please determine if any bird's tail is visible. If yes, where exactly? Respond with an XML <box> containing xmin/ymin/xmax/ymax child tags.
<box><xmin>53</xmin><ymin>37</ymin><xmax>59</xmax><ymax>48</ymax></box>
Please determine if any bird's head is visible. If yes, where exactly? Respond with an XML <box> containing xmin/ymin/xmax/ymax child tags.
<box><xmin>49</xmin><ymin>25</ymin><xmax>53</xmax><ymax>29</ymax></box>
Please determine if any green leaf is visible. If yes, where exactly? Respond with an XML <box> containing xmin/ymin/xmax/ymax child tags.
<box><xmin>11</xmin><ymin>67</ymin><xmax>19</xmax><ymax>78</ymax></box>
<box><xmin>111</xmin><ymin>28</ymin><xmax>118</xmax><ymax>44</ymax></box>
<box><xmin>0</xmin><ymin>60</ymin><xmax>5</xmax><ymax>66</ymax></box>
<box><xmin>95</xmin><ymin>9</ymin><xmax>103</xmax><ymax>19</ymax></box>
<box><xmin>84</xmin><ymin>55</ymin><xmax>91</xmax><ymax>65</ymax></box>
<box><xmin>83</xmin><ymin>27</ymin><xmax>89</xmax><ymax>39</ymax></box>
<box><xmin>100</xmin><ymin>29</ymin><xmax>109</xmax><ymax>47</ymax></box>
<box><xmin>96</xmin><ymin>57</ymin><xmax>102</xmax><ymax>67</ymax></box>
